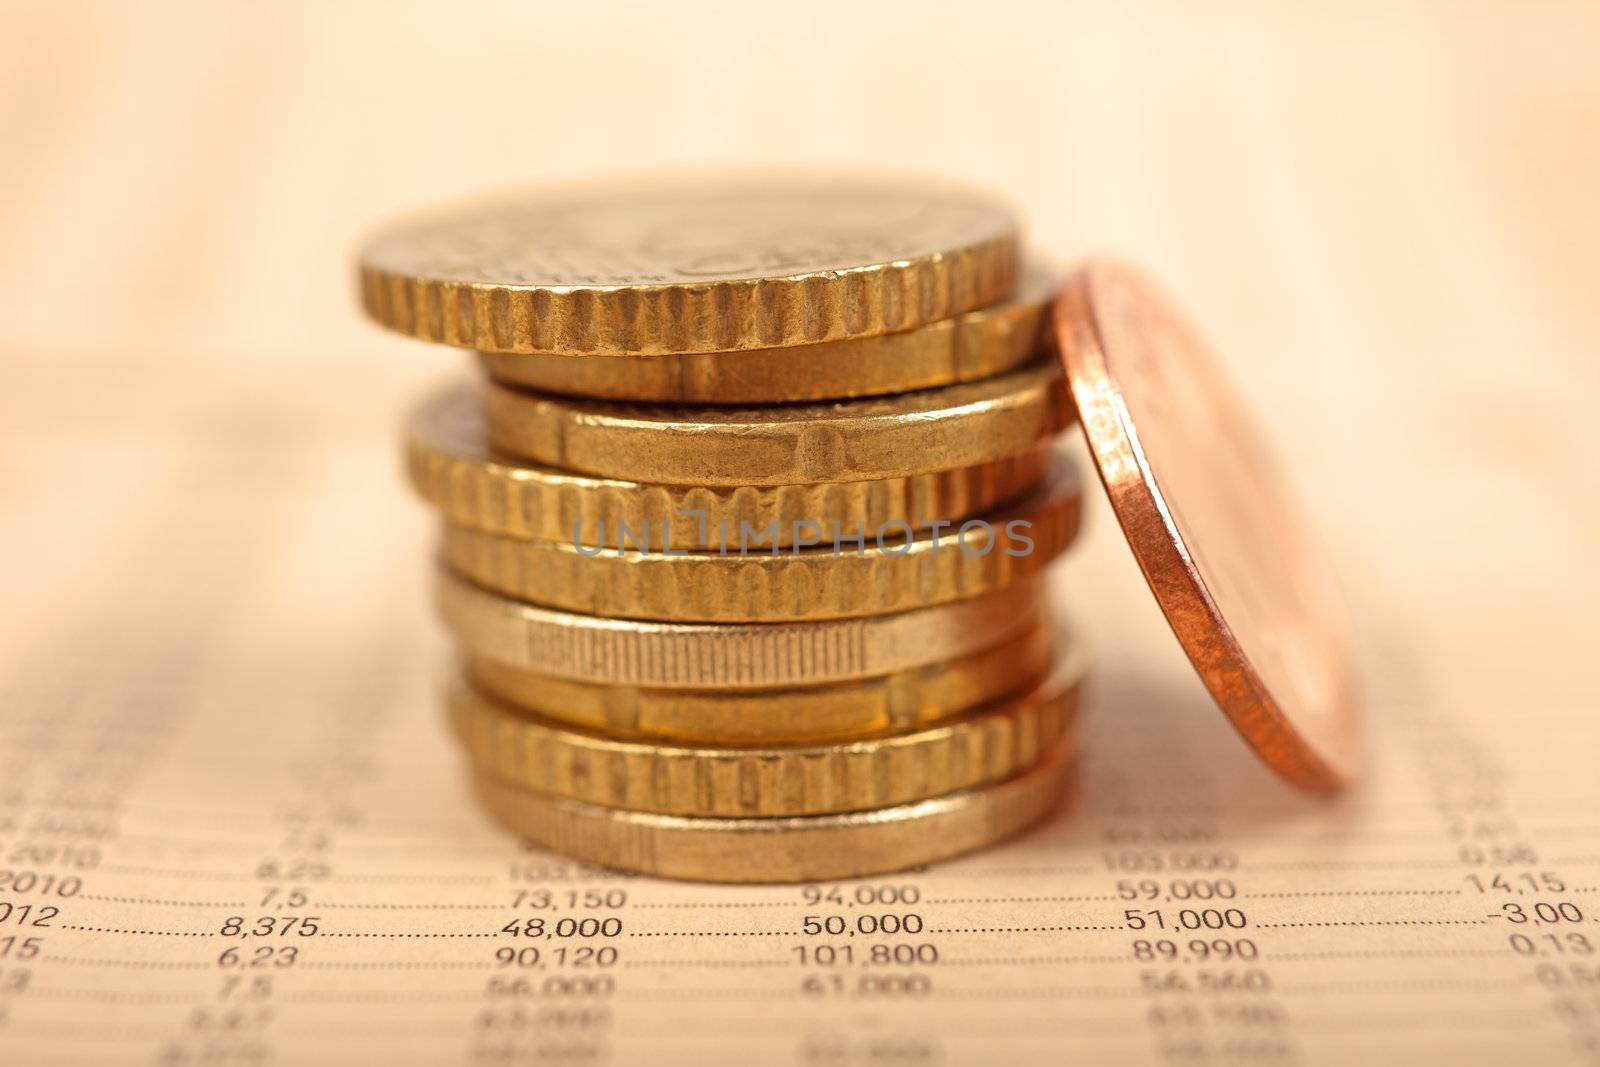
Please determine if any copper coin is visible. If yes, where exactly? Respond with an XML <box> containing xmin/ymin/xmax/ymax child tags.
<box><xmin>1054</xmin><ymin>260</ymin><xmax>1361</xmax><ymax>792</ymax></box>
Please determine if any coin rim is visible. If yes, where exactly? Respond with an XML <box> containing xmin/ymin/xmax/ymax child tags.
<box><xmin>439</xmin><ymin>460</ymin><xmax>1081</xmax><ymax>622</ymax></box>
<box><xmin>436</xmin><ymin>567</ymin><xmax>1048</xmax><ymax>688</ymax></box>
<box><xmin>407</xmin><ymin>384</ymin><xmax>1052</xmax><ymax>548</ymax></box>
<box><xmin>475</xmin><ymin>263</ymin><xmax>1056</xmax><ymax>403</ymax></box>
<box><xmin>483</xmin><ymin>358</ymin><xmax>1074</xmax><ymax>487</ymax></box>
<box><xmin>449</xmin><ymin>647</ymin><xmax>1083</xmax><ymax>817</ymax></box>
<box><xmin>463</xmin><ymin>620</ymin><xmax>1054</xmax><ymax>744</ymax></box>
<box><xmin>469</xmin><ymin>736</ymin><xmax>1077</xmax><ymax>883</ymax></box>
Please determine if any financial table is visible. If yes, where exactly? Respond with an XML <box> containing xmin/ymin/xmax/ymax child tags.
<box><xmin>1</xmin><ymin>353</ymin><xmax>1598</xmax><ymax>1066</ymax></box>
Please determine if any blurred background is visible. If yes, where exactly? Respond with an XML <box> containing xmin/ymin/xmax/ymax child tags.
<box><xmin>3</xmin><ymin>0</ymin><xmax>1597</xmax><ymax>744</ymax></box>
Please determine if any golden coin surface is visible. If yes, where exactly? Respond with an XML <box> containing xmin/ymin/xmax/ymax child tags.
<box><xmin>438</xmin><ymin>568</ymin><xmax>1047</xmax><ymax>688</ymax></box>
<box><xmin>408</xmin><ymin>384</ymin><xmax>1050</xmax><ymax>549</ymax></box>
<box><xmin>442</xmin><ymin>460</ymin><xmax>1081</xmax><ymax>622</ymax></box>
<box><xmin>464</xmin><ymin>622</ymin><xmax>1053</xmax><ymax>744</ymax></box>
<box><xmin>478</xmin><ymin>264</ymin><xmax>1056</xmax><ymax>403</ymax></box>
<box><xmin>359</xmin><ymin>171</ymin><xmax>1019</xmax><ymax>356</ymax></box>
<box><xmin>486</xmin><ymin>358</ymin><xmax>1072</xmax><ymax>486</ymax></box>
<box><xmin>1055</xmin><ymin>260</ymin><xmax>1361</xmax><ymax>793</ymax></box>
<box><xmin>451</xmin><ymin>651</ymin><xmax>1083</xmax><ymax>818</ymax></box>
<box><xmin>472</xmin><ymin>736</ymin><xmax>1078</xmax><ymax>883</ymax></box>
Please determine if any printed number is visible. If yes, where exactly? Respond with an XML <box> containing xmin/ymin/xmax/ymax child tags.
<box><xmin>218</xmin><ymin>916</ymin><xmax>321</xmax><ymax>937</ymax></box>
<box><xmin>217</xmin><ymin>946</ymin><xmax>299</xmax><ymax>968</ymax></box>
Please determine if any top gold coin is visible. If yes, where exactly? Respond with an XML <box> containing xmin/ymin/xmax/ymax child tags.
<box><xmin>358</xmin><ymin>171</ymin><xmax>1020</xmax><ymax>356</ymax></box>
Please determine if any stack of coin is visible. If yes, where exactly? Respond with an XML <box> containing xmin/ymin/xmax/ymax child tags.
<box><xmin>360</xmin><ymin>173</ymin><xmax>1089</xmax><ymax>881</ymax></box>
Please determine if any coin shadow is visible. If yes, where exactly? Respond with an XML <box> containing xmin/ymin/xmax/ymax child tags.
<box><xmin>1018</xmin><ymin>665</ymin><xmax>1350</xmax><ymax>851</ymax></box>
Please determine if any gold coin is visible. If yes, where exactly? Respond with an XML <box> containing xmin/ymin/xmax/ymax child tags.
<box><xmin>437</xmin><ymin>568</ymin><xmax>1047</xmax><ymax>688</ymax></box>
<box><xmin>485</xmin><ymin>358</ymin><xmax>1072</xmax><ymax>487</ymax></box>
<box><xmin>441</xmin><ymin>460</ymin><xmax>1081</xmax><ymax>622</ymax></box>
<box><xmin>450</xmin><ymin>650</ymin><xmax>1083</xmax><ymax>818</ymax></box>
<box><xmin>471</xmin><ymin>736</ymin><xmax>1078</xmax><ymax>883</ymax></box>
<box><xmin>477</xmin><ymin>264</ymin><xmax>1055</xmax><ymax>403</ymax></box>
<box><xmin>359</xmin><ymin>172</ymin><xmax>1019</xmax><ymax>356</ymax></box>
<box><xmin>407</xmin><ymin>384</ymin><xmax>1051</xmax><ymax>549</ymax></box>
<box><xmin>464</xmin><ymin>621</ymin><xmax>1053</xmax><ymax>744</ymax></box>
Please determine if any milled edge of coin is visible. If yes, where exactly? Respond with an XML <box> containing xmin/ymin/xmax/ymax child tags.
<box><xmin>406</xmin><ymin>384</ymin><xmax>1052</xmax><ymax>547</ymax></box>
<box><xmin>440</xmin><ymin>459</ymin><xmax>1082</xmax><ymax>622</ymax></box>
<box><xmin>436</xmin><ymin>567</ymin><xmax>1047</xmax><ymax>688</ymax></box>
<box><xmin>470</xmin><ymin>735</ymin><xmax>1078</xmax><ymax>883</ymax></box>
<box><xmin>463</xmin><ymin>621</ymin><xmax>1055</xmax><ymax>744</ymax></box>
<box><xmin>358</xmin><ymin>177</ymin><xmax>1019</xmax><ymax>355</ymax></box>
<box><xmin>476</xmin><ymin>263</ymin><xmax>1057</xmax><ymax>403</ymax></box>
<box><xmin>449</xmin><ymin>648</ymin><xmax>1083</xmax><ymax>817</ymax></box>
<box><xmin>484</xmin><ymin>358</ymin><xmax>1075</xmax><ymax>486</ymax></box>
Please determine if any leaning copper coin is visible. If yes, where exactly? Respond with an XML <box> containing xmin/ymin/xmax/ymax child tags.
<box><xmin>1053</xmin><ymin>260</ymin><xmax>1361</xmax><ymax>792</ymax></box>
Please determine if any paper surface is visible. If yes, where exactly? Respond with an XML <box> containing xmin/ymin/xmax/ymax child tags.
<box><xmin>2</xmin><ymin>354</ymin><xmax>1598</xmax><ymax>1067</ymax></box>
